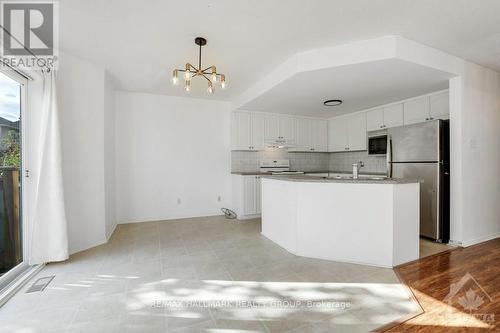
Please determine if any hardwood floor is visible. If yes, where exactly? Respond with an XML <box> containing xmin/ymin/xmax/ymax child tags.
<box><xmin>384</xmin><ymin>238</ymin><xmax>500</xmax><ymax>332</ymax></box>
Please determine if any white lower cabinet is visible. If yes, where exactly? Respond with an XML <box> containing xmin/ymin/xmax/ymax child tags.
<box><xmin>232</xmin><ymin>175</ymin><xmax>262</xmax><ymax>219</ymax></box>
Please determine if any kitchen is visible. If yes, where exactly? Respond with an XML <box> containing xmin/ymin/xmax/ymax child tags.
<box><xmin>231</xmin><ymin>89</ymin><xmax>452</xmax><ymax>267</ymax></box>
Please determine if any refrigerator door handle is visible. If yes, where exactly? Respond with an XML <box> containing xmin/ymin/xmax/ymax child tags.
<box><xmin>387</xmin><ymin>136</ymin><xmax>393</xmax><ymax>178</ymax></box>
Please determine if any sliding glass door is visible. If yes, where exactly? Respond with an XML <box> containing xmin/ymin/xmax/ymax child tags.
<box><xmin>0</xmin><ymin>70</ymin><xmax>28</xmax><ymax>291</ymax></box>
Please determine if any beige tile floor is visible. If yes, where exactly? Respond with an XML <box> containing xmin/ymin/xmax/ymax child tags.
<box><xmin>419</xmin><ymin>238</ymin><xmax>454</xmax><ymax>258</ymax></box>
<box><xmin>0</xmin><ymin>216</ymin><xmax>420</xmax><ymax>333</ymax></box>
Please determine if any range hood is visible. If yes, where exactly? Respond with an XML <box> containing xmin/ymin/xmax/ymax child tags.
<box><xmin>265</xmin><ymin>139</ymin><xmax>296</xmax><ymax>149</ymax></box>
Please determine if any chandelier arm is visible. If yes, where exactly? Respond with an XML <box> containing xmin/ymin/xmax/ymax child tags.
<box><xmin>177</xmin><ymin>69</ymin><xmax>198</xmax><ymax>74</ymax></box>
<box><xmin>187</xmin><ymin>63</ymin><xmax>199</xmax><ymax>72</ymax></box>
<box><xmin>201</xmin><ymin>74</ymin><xmax>212</xmax><ymax>82</ymax></box>
<box><xmin>201</xmin><ymin>66</ymin><xmax>215</xmax><ymax>73</ymax></box>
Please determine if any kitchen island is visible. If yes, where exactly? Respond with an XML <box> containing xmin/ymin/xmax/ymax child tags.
<box><xmin>261</xmin><ymin>175</ymin><xmax>421</xmax><ymax>267</ymax></box>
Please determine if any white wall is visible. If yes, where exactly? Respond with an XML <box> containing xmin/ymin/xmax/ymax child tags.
<box><xmin>104</xmin><ymin>73</ymin><xmax>116</xmax><ymax>239</ymax></box>
<box><xmin>451</xmin><ymin>62</ymin><xmax>500</xmax><ymax>246</ymax></box>
<box><xmin>57</xmin><ymin>52</ymin><xmax>107</xmax><ymax>253</ymax></box>
<box><xmin>115</xmin><ymin>92</ymin><xmax>231</xmax><ymax>223</ymax></box>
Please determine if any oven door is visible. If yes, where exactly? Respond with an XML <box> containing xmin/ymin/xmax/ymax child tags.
<box><xmin>368</xmin><ymin>135</ymin><xmax>387</xmax><ymax>155</ymax></box>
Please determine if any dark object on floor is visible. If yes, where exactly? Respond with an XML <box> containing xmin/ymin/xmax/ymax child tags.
<box><xmin>221</xmin><ymin>208</ymin><xmax>237</xmax><ymax>219</ymax></box>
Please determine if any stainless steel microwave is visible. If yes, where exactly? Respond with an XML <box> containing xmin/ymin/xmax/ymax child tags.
<box><xmin>368</xmin><ymin>135</ymin><xmax>387</xmax><ymax>155</ymax></box>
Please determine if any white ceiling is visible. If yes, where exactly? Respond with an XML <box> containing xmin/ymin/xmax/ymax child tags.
<box><xmin>59</xmin><ymin>0</ymin><xmax>500</xmax><ymax>102</ymax></box>
<box><xmin>241</xmin><ymin>59</ymin><xmax>453</xmax><ymax>118</ymax></box>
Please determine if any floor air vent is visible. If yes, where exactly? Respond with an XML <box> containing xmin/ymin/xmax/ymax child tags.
<box><xmin>25</xmin><ymin>276</ymin><xmax>55</xmax><ymax>293</ymax></box>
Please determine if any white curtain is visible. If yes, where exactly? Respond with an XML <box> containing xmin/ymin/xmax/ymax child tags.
<box><xmin>28</xmin><ymin>70</ymin><xmax>68</xmax><ymax>265</ymax></box>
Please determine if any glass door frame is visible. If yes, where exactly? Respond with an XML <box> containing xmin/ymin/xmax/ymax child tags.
<box><xmin>0</xmin><ymin>68</ymin><xmax>30</xmax><ymax>291</ymax></box>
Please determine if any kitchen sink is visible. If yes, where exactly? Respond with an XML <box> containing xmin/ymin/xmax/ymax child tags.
<box><xmin>329</xmin><ymin>175</ymin><xmax>388</xmax><ymax>180</ymax></box>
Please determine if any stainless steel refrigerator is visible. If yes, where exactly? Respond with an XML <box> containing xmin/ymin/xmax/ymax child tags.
<box><xmin>387</xmin><ymin>120</ymin><xmax>450</xmax><ymax>242</ymax></box>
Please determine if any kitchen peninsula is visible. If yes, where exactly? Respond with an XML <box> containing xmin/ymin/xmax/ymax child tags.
<box><xmin>261</xmin><ymin>175</ymin><xmax>421</xmax><ymax>267</ymax></box>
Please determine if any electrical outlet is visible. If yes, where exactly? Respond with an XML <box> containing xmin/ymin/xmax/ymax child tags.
<box><xmin>177</xmin><ymin>198</ymin><xmax>181</xmax><ymax>205</ymax></box>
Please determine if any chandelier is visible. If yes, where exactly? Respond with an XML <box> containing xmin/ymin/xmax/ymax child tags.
<box><xmin>172</xmin><ymin>37</ymin><xmax>226</xmax><ymax>94</ymax></box>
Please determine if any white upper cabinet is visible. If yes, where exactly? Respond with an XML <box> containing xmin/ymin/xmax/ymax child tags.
<box><xmin>295</xmin><ymin>118</ymin><xmax>310</xmax><ymax>151</ymax></box>
<box><xmin>264</xmin><ymin>115</ymin><xmax>280</xmax><ymax>141</ymax></box>
<box><xmin>294</xmin><ymin>118</ymin><xmax>328</xmax><ymax>152</ymax></box>
<box><xmin>366</xmin><ymin>104</ymin><xmax>403</xmax><ymax>131</ymax></box>
<box><xmin>250</xmin><ymin>113</ymin><xmax>266</xmax><ymax>151</ymax></box>
<box><xmin>404</xmin><ymin>96</ymin><xmax>431</xmax><ymax>125</ymax></box>
<box><xmin>279</xmin><ymin>116</ymin><xmax>296</xmax><ymax>143</ymax></box>
<box><xmin>366</xmin><ymin>108</ymin><xmax>384</xmax><ymax>131</ymax></box>
<box><xmin>383</xmin><ymin>104</ymin><xmax>404</xmax><ymax>128</ymax></box>
<box><xmin>231</xmin><ymin>112</ymin><xmax>265</xmax><ymax>151</ymax></box>
<box><xmin>264</xmin><ymin>115</ymin><xmax>296</xmax><ymax>143</ymax></box>
<box><xmin>404</xmin><ymin>91</ymin><xmax>449</xmax><ymax>125</ymax></box>
<box><xmin>231</xmin><ymin>112</ymin><xmax>251</xmax><ymax>150</ymax></box>
<box><xmin>328</xmin><ymin>117</ymin><xmax>348</xmax><ymax>152</ymax></box>
<box><xmin>311</xmin><ymin>119</ymin><xmax>328</xmax><ymax>152</ymax></box>
<box><xmin>430</xmin><ymin>91</ymin><xmax>449</xmax><ymax>119</ymax></box>
<box><xmin>347</xmin><ymin>112</ymin><xmax>367</xmax><ymax>151</ymax></box>
<box><xmin>328</xmin><ymin>113</ymin><xmax>366</xmax><ymax>152</ymax></box>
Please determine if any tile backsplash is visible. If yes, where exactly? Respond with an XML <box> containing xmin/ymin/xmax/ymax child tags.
<box><xmin>231</xmin><ymin>149</ymin><xmax>387</xmax><ymax>174</ymax></box>
<box><xmin>231</xmin><ymin>149</ymin><xmax>329</xmax><ymax>172</ymax></box>
<box><xmin>329</xmin><ymin>151</ymin><xmax>387</xmax><ymax>174</ymax></box>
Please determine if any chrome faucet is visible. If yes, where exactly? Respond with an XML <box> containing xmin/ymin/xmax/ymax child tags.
<box><xmin>352</xmin><ymin>161</ymin><xmax>364</xmax><ymax>179</ymax></box>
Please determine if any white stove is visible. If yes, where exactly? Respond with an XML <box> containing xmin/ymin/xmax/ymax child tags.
<box><xmin>259</xmin><ymin>160</ymin><xmax>304</xmax><ymax>175</ymax></box>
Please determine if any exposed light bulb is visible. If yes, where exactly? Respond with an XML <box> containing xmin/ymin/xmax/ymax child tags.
<box><xmin>207</xmin><ymin>81</ymin><xmax>214</xmax><ymax>94</ymax></box>
<box><xmin>184</xmin><ymin>64</ymin><xmax>191</xmax><ymax>80</ymax></box>
<box><xmin>211</xmin><ymin>66</ymin><xmax>217</xmax><ymax>82</ymax></box>
<box><xmin>172</xmin><ymin>70</ymin><xmax>179</xmax><ymax>85</ymax></box>
<box><xmin>184</xmin><ymin>80</ymin><xmax>191</xmax><ymax>92</ymax></box>
<box><xmin>220</xmin><ymin>74</ymin><xmax>226</xmax><ymax>89</ymax></box>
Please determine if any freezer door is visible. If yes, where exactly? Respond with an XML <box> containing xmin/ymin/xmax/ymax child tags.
<box><xmin>388</xmin><ymin>120</ymin><xmax>440</xmax><ymax>162</ymax></box>
<box><xmin>392</xmin><ymin>162</ymin><xmax>441</xmax><ymax>240</ymax></box>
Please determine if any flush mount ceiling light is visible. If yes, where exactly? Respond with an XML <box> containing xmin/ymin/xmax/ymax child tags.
<box><xmin>324</xmin><ymin>99</ymin><xmax>343</xmax><ymax>106</ymax></box>
<box><xmin>172</xmin><ymin>37</ymin><xmax>226</xmax><ymax>94</ymax></box>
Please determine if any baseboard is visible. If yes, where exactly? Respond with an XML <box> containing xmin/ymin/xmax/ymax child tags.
<box><xmin>106</xmin><ymin>222</ymin><xmax>118</xmax><ymax>241</ymax></box>
<box><xmin>69</xmin><ymin>237</ymin><xmax>107</xmax><ymax>255</ymax></box>
<box><xmin>117</xmin><ymin>212</ymin><xmax>224</xmax><ymax>225</ymax></box>
<box><xmin>448</xmin><ymin>239</ymin><xmax>462</xmax><ymax>247</ymax></box>
<box><xmin>236</xmin><ymin>214</ymin><xmax>261</xmax><ymax>220</ymax></box>
<box><xmin>461</xmin><ymin>232</ymin><xmax>500</xmax><ymax>247</ymax></box>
